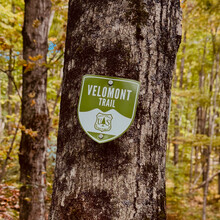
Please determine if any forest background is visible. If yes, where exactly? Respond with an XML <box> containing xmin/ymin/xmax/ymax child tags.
<box><xmin>0</xmin><ymin>0</ymin><xmax>219</xmax><ymax>219</ymax></box>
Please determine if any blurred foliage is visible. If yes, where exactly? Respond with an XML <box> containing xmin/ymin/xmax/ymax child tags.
<box><xmin>167</xmin><ymin>0</ymin><xmax>220</xmax><ymax>219</ymax></box>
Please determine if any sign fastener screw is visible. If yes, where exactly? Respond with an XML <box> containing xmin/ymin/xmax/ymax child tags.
<box><xmin>98</xmin><ymin>134</ymin><xmax>104</xmax><ymax>139</ymax></box>
<box><xmin>108</xmin><ymin>80</ymin><xmax>113</xmax><ymax>86</ymax></box>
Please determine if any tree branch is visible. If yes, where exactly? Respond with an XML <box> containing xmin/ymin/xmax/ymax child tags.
<box><xmin>0</xmin><ymin>68</ymin><xmax>22</xmax><ymax>102</ymax></box>
<box><xmin>48</xmin><ymin>51</ymin><xmax>64</xmax><ymax>65</ymax></box>
<box><xmin>0</xmin><ymin>120</ymin><xmax>20</xmax><ymax>183</ymax></box>
<box><xmin>48</xmin><ymin>85</ymin><xmax>62</xmax><ymax>132</ymax></box>
<box><xmin>194</xmin><ymin>171</ymin><xmax>220</xmax><ymax>190</ymax></box>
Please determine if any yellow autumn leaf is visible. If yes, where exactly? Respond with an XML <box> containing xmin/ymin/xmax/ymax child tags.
<box><xmin>24</xmin><ymin>62</ymin><xmax>35</xmax><ymax>73</ymax></box>
<box><xmin>32</xmin><ymin>19</ymin><xmax>41</xmax><ymax>28</ymax></box>
<box><xmin>49</xmin><ymin>37</ymin><xmax>57</xmax><ymax>42</ymax></box>
<box><xmin>30</xmin><ymin>99</ymin><xmax>36</xmax><ymax>106</ymax></box>
<box><xmin>29</xmin><ymin>55</ymin><xmax>43</xmax><ymax>61</ymax></box>
<box><xmin>18</xmin><ymin>59</ymin><xmax>27</xmax><ymax>66</ymax></box>
<box><xmin>19</xmin><ymin>123</ymin><xmax>25</xmax><ymax>130</ymax></box>
<box><xmin>25</xmin><ymin>128</ymin><xmax>38</xmax><ymax>138</ymax></box>
<box><xmin>24</xmin><ymin>197</ymin><xmax>31</xmax><ymax>202</ymax></box>
<box><xmin>28</xmin><ymin>92</ymin><xmax>36</xmax><ymax>98</ymax></box>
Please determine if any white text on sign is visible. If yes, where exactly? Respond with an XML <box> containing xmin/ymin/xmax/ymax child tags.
<box><xmin>88</xmin><ymin>85</ymin><xmax>132</xmax><ymax>108</ymax></box>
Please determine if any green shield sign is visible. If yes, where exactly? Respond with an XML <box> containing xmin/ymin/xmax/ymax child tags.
<box><xmin>78</xmin><ymin>75</ymin><xmax>140</xmax><ymax>143</ymax></box>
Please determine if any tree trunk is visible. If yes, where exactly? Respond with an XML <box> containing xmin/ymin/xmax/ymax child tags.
<box><xmin>7</xmin><ymin>2</ymin><xmax>16</xmax><ymax>133</ymax></box>
<box><xmin>218</xmin><ymin>152</ymin><xmax>220</xmax><ymax>194</ymax></box>
<box><xmin>50</xmin><ymin>1</ymin><xmax>182</xmax><ymax>219</ymax></box>
<box><xmin>179</xmin><ymin>30</ymin><xmax>186</xmax><ymax>89</ymax></box>
<box><xmin>7</xmin><ymin>48</ymin><xmax>13</xmax><ymax>133</ymax></box>
<box><xmin>173</xmin><ymin>113</ymin><xmax>179</xmax><ymax>166</ymax></box>
<box><xmin>173</xmin><ymin>29</ymin><xmax>186</xmax><ymax>166</ymax></box>
<box><xmin>215</xmin><ymin>53</ymin><xmax>220</xmax><ymax>195</ymax></box>
<box><xmin>195</xmin><ymin>38</ymin><xmax>207</xmax><ymax>182</ymax></box>
<box><xmin>19</xmin><ymin>0</ymin><xmax>51</xmax><ymax>219</ymax></box>
<box><xmin>202</xmin><ymin>45</ymin><xmax>219</xmax><ymax>219</ymax></box>
<box><xmin>202</xmin><ymin>145</ymin><xmax>211</xmax><ymax>220</ymax></box>
<box><xmin>189</xmin><ymin>145</ymin><xmax>194</xmax><ymax>192</ymax></box>
<box><xmin>0</xmin><ymin>82</ymin><xmax>3</xmax><ymax>139</ymax></box>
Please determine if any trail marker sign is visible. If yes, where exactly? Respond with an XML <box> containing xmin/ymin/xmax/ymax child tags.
<box><xmin>78</xmin><ymin>75</ymin><xmax>140</xmax><ymax>143</ymax></box>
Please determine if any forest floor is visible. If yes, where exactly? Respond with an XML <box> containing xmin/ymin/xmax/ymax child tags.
<box><xmin>0</xmin><ymin>180</ymin><xmax>219</xmax><ymax>220</ymax></box>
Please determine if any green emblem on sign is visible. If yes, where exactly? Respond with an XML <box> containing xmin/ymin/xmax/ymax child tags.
<box><xmin>78</xmin><ymin>75</ymin><xmax>140</xmax><ymax>143</ymax></box>
<box><xmin>94</xmin><ymin>113</ymin><xmax>113</xmax><ymax>132</ymax></box>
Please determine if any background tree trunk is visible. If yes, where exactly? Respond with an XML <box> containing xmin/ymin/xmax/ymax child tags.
<box><xmin>50</xmin><ymin>1</ymin><xmax>182</xmax><ymax>219</ymax></box>
<box><xmin>7</xmin><ymin>48</ymin><xmax>13</xmax><ymax>133</ymax></box>
<box><xmin>0</xmin><ymin>82</ymin><xmax>3</xmax><ymax>138</ymax></box>
<box><xmin>19</xmin><ymin>0</ymin><xmax>51</xmax><ymax>219</ymax></box>
<box><xmin>218</xmin><ymin>152</ymin><xmax>220</xmax><ymax>194</ymax></box>
<box><xmin>195</xmin><ymin>39</ymin><xmax>207</xmax><ymax>180</ymax></box>
<box><xmin>173</xmin><ymin>29</ymin><xmax>186</xmax><ymax>167</ymax></box>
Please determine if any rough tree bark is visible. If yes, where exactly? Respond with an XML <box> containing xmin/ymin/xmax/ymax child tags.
<box><xmin>19</xmin><ymin>0</ymin><xmax>51</xmax><ymax>219</ymax></box>
<box><xmin>50</xmin><ymin>1</ymin><xmax>182</xmax><ymax>219</ymax></box>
